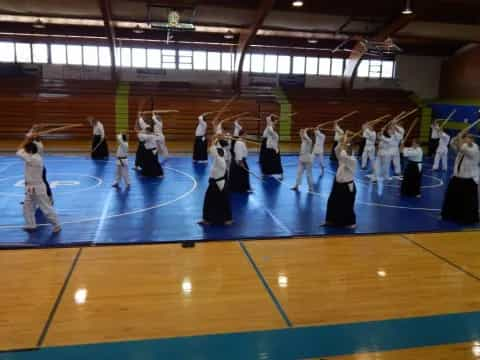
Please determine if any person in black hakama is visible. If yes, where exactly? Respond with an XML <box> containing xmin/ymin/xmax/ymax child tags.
<box><xmin>429</xmin><ymin>120</ymin><xmax>441</xmax><ymax>157</ymax></box>
<box><xmin>330</xmin><ymin>121</ymin><xmax>344</xmax><ymax>162</ymax></box>
<box><xmin>134</xmin><ymin>115</ymin><xmax>149</xmax><ymax>170</ymax></box>
<box><xmin>198</xmin><ymin>138</ymin><xmax>233</xmax><ymax>226</ymax></box>
<box><xmin>260</xmin><ymin>122</ymin><xmax>283</xmax><ymax>180</ymax></box>
<box><xmin>259</xmin><ymin>115</ymin><xmax>275</xmax><ymax>164</ymax></box>
<box><xmin>324</xmin><ymin>136</ymin><xmax>357</xmax><ymax>228</ymax></box>
<box><xmin>89</xmin><ymin>116</ymin><xmax>109</xmax><ymax>160</ymax></box>
<box><xmin>441</xmin><ymin>134</ymin><xmax>480</xmax><ymax>224</ymax></box>
<box><xmin>193</xmin><ymin>114</ymin><xmax>208</xmax><ymax>162</ymax></box>
<box><xmin>229</xmin><ymin>131</ymin><xmax>252</xmax><ymax>193</ymax></box>
<box><xmin>137</xmin><ymin>128</ymin><xmax>164</xmax><ymax>178</ymax></box>
<box><xmin>400</xmin><ymin>139</ymin><xmax>423</xmax><ymax>198</ymax></box>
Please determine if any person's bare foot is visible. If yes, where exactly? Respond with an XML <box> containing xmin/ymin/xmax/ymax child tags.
<box><xmin>197</xmin><ymin>220</ymin><xmax>210</xmax><ymax>225</ymax></box>
<box><xmin>346</xmin><ymin>224</ymin><xmax>357</xmax><ymax>229</ymax></box>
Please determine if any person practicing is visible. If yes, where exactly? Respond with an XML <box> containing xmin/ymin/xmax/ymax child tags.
<box><xmin>391</xmin><ymin>122</ymin><xmax>405</xmax><ymax>179</ymax></box>
<box><xmin>324</xmin><ymin>132</ymin><xmax>357</xmax><ymax>228</ymax></box>
<box><xmin>229</xmin><ymin>130</ymin><xmax>252</xmax><ymax>193</ymax></box>
<box><xmin>441</xmin><ymin>132</ymin><xmax>480</xmax><ymax>224</ymax></box>
<box><xmin>89</xmin><ymin>116</ymin><xmax>109</xmax><ymax>160</ymax></box>
<box><xmin>259</xmin><ymin>115</ymin><xmax>274</xmax><ymax>164</ymax></box>
<box><xmin>17</xmin><ymin>134</ymin><xmax>61</xmax><ymax>233</ymax></box>
<box><xmin>313</xmin><ymin>126</ymin><xmax>326</xmax><ymax>176</ymax></box>
<box><xmin>361</xmin><ymin>123</ymin><xmax>376</xmax><ymax>170</ymax></box>
<box><xmin>153</xmin><ymin>112</ymin><xmax>169</xmax><ymax>160</ymax></box>
<box><xmin>231</xmin><ymin>118</ymin><xmax>243</xmax><ymax>155</ymax></box>
<box><xmin>137</xmin><ymin>127</ymin><xmax>164</xmax><ymax>178</ymax></box>
<box><xmin>112</xmin><ymin>133</ymin><xmax>131</xmax><ymax>189</ymax></box>
<box><xmin>429</xmin><ymin>120</ymin><xmax>441</xmax><ymax>156</ymax></box>
<box><xmin>27</xmin><ymin>126</ymin><xmax>53</xmax><ymax>205</ymax></box>
<box><xmin>198</xmin><ymin>136</ymin><xmax>233</xmax><ymax>226</ymax></box>
<box><xmin>261</xmin><ymin>119</ymin><xmax>283</xmax><ymax>180</ymax></box>
<box><xmin>400</xmin><ymin>139</ymin><xmax>423</xmax><ymax>197</ymax></box>
<box><xmin>291</xmin><ymin>128</ymin><xmax>314</xmax><ymax>192</ymax></box>
<box><xmin>432</xmin><ymin>128</ymin><xmax>450</xmax><ymax>171</ymax></box>
<box><xmin>193</xmin><ymin>114</ymin><xmax>208</xmax><ymax>163</ymax></box>
<box><xmin>370</xmin><ymin>126</ymin><xmax>395</xmax><ymax>182</ymax></box>
<box><xmin>135</xmin><ymin>115</ymin><xmax>149</xmax><ymax>171</ymax></box>
<box><xmin>330</xmin><ymin>120</ymin><xmax>344</xmax><ymax>161</ymax></box>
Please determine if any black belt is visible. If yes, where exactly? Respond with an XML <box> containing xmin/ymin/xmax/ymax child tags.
<box><xmin>117</xmin><ymin>157</ymin><xmax>128</xmax><ymax>160</ymax></box>
<box><xmin>408</xmin><ymin>160</ymin><xmax>421</xmax><ymax>164</ymax></box>
<box><xmin>210</xmin><ymin>176</ymin><xmax>226</xmax><ymax>183</ymax></box>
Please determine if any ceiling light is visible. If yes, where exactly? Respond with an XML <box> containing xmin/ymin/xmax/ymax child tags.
<box><xmin>292</xmin><ymin>1</ymin><xmax>304</xmax><ymax>7</ymax></box>
<box><xmin>32</xmin><ymin>19</ymin><xmax>46</xmax><ymax>29</ymax></box>
<box><xmin>402</xmin><ymin>0</ymin><xmax>413</xmax><ymax>15</ymax></box>
<box><xmin>308</xmin><ymin>38</ymin><xmax>318</xmax><ymax>44</ymax></box>
<box><xmin>74</xmin><ymin>288</ymin><xmax>88</xmax><ymax>305</ymax></box>
<box><xmin>224</xmin><ymin>31</ymin><xmax>234</xmax><ymax>40</ymax></box>
<box><xmin>133</xmin><ymin>25</ymin><xmax>144</xmax><ymax>34</ymax></box>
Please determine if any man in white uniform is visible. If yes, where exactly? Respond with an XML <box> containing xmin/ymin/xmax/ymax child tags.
<box><xmin>291</xmin><ymin>128</ymin><xmax>314</xmax><ymax>192</ymax></box>
<box><xmin>361</xmin><ymin>124</ymin><xmax>376</xmax><ymax>170</ymax></box>
<box><xmin>313</xmin><ymin>127</ymin><xmax>326</xmax><ymax>176</ymax></box>
<box><xmin>153</xmin><ymin>113</ymin><xmax>169</xmax><ymax>159</ymax></box>
<box><xmin>432</xmin><ymin>130</ymin><xmax>450</xmax><ymax>171</ymax></box>
<box><xmin>112</xmin><ymin>134</ymin><xmax>131</xmax><ymax>188</ymax></box>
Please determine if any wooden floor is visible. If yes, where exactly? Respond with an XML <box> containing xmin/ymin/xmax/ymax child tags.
<box><xmin>1</xmin><ymin>231</ymin><xmax>480</xmax><ymax>357</ymax></box>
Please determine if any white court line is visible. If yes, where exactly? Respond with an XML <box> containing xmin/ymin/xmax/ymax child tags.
<box><xmin>0</xmin><ymin>166</ymin><xmax>197</xmax><ymax>230</ymax></box>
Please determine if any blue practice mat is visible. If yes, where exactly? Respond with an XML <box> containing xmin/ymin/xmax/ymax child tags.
<box><xmin>0</xmin><ymin>154</ymin><xmax>476</xmax><ymax>248</ymax></box>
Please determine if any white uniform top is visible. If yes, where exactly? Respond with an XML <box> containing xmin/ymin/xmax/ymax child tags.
<box><xmin>234</xmin><ymin>140</ymin><xmax>248</xmax><ymax>161</ymax></box>
<box><xmin>335</xmin><ymin>148</ymin><xmax>356</xmax><ymax>183</ymax></box>
<box><xmin>222</xmin><ymin>141</ymin><xmax>231</xmax><ymax>163</ymax></box>
<box><xmin>195</xmin><ymin>116</ymin><xmax>207</xmax><ymax>137</ymax></box>
<box><xmin>138</xmin><ymin>133</ymin><xmax>157</xmax><ymax>150</ymax></box>
<box><xmin>378</xmin><ymin>135</ymin><xmax>396</xmax><ymax>156</ymax></box>
<box><xmin>138</xmin><ymin>117</ymin><xmax>149</xmax><ymax>131</ymax></box>
<box><xmin>391</xmin><ymin>126</ymin><xmax>404</xmax><ymax>154</ymax></box>
<box><xmin>403</xmin><ymin>147</ymin><xmax>423</xmax><ymax>171</ymax></box>
<box><xmin>17</xmin><ymin>149</ymin><xmax>46</xmax><ymax>190</ymax></box>
<box><xmin>116</xmin><ymin>135</ymin><xmax>129</xmax><ymax>158</ymax></box>
<box><xmin>153</xmin><ymin>116</ymin><xmax>164</xmax><ymax>136</ymax></box>
<box><xmin>209</xmin><ymin>145</ymin><xmax>227</xmax><ymax>190</ymax></box>
<box><xmin>452</xmin><ymin>141</ymin><xmax>480</xmax><ymax>182</ymax></box>
<box><xmin>299</xmin><ymin>132</ymin><xmax>313</xmax><ymax>163</ymax></box>
<box><xmin>93</xmin><ymin>122</ymin><xmax>105</xmax><ymax>137</ymax></box>
<box><xmin>262</xmin><ymin>117</ymin><xmax>274</xmax><ymax>138</ymax></box>
<box><xmin>363</xmin><ymin>128</ymin><xmax>376</xmax><ymax>148</ymax></box>
<box><xmin>313</xmin><ymin>130</ymin><xmax>325</xmax><ymax>154</ymax></box>
<box><xmin>437</xmin><ymin>132</ymin><xmax>451</xmax><ymax>153</ymax></box>
<box><xmin>265</xmin><ymin>126</ymin><xmax>279</xmax><ymax>152</ymax></box>
<box><xmin>233</xmin><ymin>121</ymin><xmax>242</xmax><ymax>137</ymax></box>
<box><xmin>431</xmin><ymin>124</ymin><xmax>441</xmax><ymax>139</ymax></box>
<box><xmin>334</xmin><ymin>125</ymin><xmax>344</xmax><ymax>142</ymax></box>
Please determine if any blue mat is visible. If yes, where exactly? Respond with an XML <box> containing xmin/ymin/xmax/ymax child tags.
<box><xmin>0</xmin><ymin>154</ymin><xmax>475</xmax><ymax>248</ymax></box>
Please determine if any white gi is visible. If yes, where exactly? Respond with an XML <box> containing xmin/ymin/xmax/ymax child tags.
<box><xmin>266</xmin><ymin>126</ymin><xmax>280</xmax><ymax>153</ymax></box>
<box><xmin>431</xmin><ymin>123</ymin><xmax>441</xmax><ymax>141</ymax></box>
<box><xmin>153</xmin><ymin>115</ymin><xmax>168</xmax><ymax>158</ymax></box>
<box><xmin>403</xmin><ymin>147</ymin><xmax>423</xmax><ymax>171</ymax></box>
<box><xmin>451</xmin><ymin>141</ymin><xmax>480</xmax><ymax>182</ymax></box>
<box><xmin>361</xmin><ymin>128</ymin><xmax>376</xmax><ymax>169</ymax></box>
<box><xmin>138</xmin><ymin>133</ymin><xmax>158</xmax><ymax>152</ymax></box>
<box><xmin>233</xmin><ymin>120</ymin><xmax>242</xmax><ymax>137</ymax></box>
<box><xmin>294</xmin><ymin>131</ymin><xmax>314</xmax><ymax>190</ymax></box>
<box><xmin>234</xmin><ymin>139</ymin><xmax>248</xmax><ymax>162</ymax></box>
<box><xmin>433</xmin><ymin>131</ymin><xmax>450</xmax><ymax>171</ymax></box>
<box><xmin>262</xmin><ymin>116</ymin><xmax>274</xmax><ymax>138</ymax></box>
<box><xmin>195</xmin><ymin>116</ymin><xmax>207</xmax><ymax>138</ymax></box>
<box><xmin>113</xmin><ymin>135</ymin><xmax>130</xmax><ymax>187</ymax></box>
<box><xmin>391</xmin><ymin>126</ymin><xmax>404</xmax><ymax>176</ymax></box>
<box><xmin>336</xmin><ymin>148</ymin><xmax>357</xmax><ymax>184</ymax></box>
<box><xmin>334</xmin><ymin>125</ymin><xmax>344</xmax><ymax>143</ymax></box>
<box><xmin>375</xmin><ymin>134</ymin><xmax>396</xmax><ymax>180</ymax></box>
<box><xmin>313</xmin><ymin>129</ymin><xmax>325</xmax><ymax>171</ymax></box>
<box><xmin>17</xmin><ymin>149</ymin><xmax>59</xmax><ymax>230</ymax></box>
<box><xmin>209</xmin><ymin>146</ymin><xmax>227</xmax><ymax>191</ymax></box>
<box><xmin>93</xmin><ymin>121</ymin><xmax>105</xmax><ymax>138</ymax></box>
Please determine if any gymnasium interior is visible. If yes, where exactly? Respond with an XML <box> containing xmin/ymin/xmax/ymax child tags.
<box><xmin>1</xmin><ymin>0</ymin><xmax>480</xmax><ymax>359</ymax></box>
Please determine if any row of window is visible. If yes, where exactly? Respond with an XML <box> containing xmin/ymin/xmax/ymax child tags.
<box><xmin>0</xmin><ymin>41</ymin><xmax>396</xmax><ymax>79</ymax></box>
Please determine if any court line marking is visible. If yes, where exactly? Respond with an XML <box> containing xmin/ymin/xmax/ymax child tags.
<box><xmin>37</xmin><ymin>248</ymin><xmax>83</xmax><ymax>347</ymax></box>
<box><xmin>0</xmin><ymin>166</ymin><xmax>197</xmax><ymax>230</ymax></box>
<box><xmin>238</xmin><ymin>240</ymin><xmax>292</xmax><ymax>328</ymax></box>
<box><xmin>400</xmin><ymin>234</ymin><xmax>480</xmax><ymax>282</ymax></box>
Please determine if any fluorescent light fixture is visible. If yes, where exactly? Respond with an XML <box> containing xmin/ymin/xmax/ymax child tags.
<box><xmin>32</xmin><ymin>19</ymin><xmax>46</xmax><ymax>29</ymax></box>
<box><xmin>292</xmin><ymin>1</ymin><xmax>304</xmax><ymax>7</ymax></box>
<box><xmin>133</xmin><ymin>25</ymin><xmax>144</xmax><ymax>34</ymax></box>
<box><xmin>224</xmin><ymin>31</ymin><xmax>234</xmax><ymax>40</ymax></box>
<box><xmin>307</xmin><ymin>38</ymin><xmax>318</xmax><ymax>44</ymax></box>
<box><xmin>402</xmin><ymin>0</ymin><xmax>413</xmax><ymax>14</ymax></box>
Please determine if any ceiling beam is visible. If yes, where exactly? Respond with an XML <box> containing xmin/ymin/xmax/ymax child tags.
<box><xmin>342</xmin><ymin>13</ymin><xmax>415</xmax><ymax>93</ymax></box>
<box><xmin>98</xmin><ymin>0</ymin><xmax>117</xmax><ymax>81</ymax></box>
<box><xmin>233</xmin><ymin>0</ymin><xmax>276</xmax><ymax>91</ymax></box>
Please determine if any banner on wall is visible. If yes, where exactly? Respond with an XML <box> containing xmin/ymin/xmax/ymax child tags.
<box><xmin>430</xmin><ymin>103</ymin><xmax>480</xmax><ymax>135</ymax></box>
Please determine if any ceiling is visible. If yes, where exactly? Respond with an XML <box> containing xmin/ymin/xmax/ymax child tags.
<box><xmin>0</xmin><ymin>0</ymin><xmax>478</xmax><ymax>56</ymax></box>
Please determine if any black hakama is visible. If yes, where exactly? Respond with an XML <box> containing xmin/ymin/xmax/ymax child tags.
<box><xmin>42</xmin><ymin>167</ymin><xmax>53</xmax><ymax>203</ymax></box>
<box><xmin>193</xmin><ymin>136</ymin><xmax>208</xmax><ymax>161</ymax></box>
<box><xmin>91</xmin><ymin>135</ymin><xmax>109</xmax><ymax>159</ymax></box>
<box><xmin>358</xmin><ymin>138</ymin><xmax>366</xmax><ymax>158</ymax></box>
<box><xmin>401</xmin><ymin>161</ymin><xmax>422</xmax><ymax>197</ymax></box>
<box><xmin>330</xmin><ymin>141</ymin><xmax>339</xmax><ymax>161</ymax></box>
<box><xmin>326</xmin><ymin>180</ymin><xmax>357</xmax><ymax>227</ymax></box>
<box><xmin>141</xmin><ymin>149</ymin><xmax>164</xmax><ymax>177</ymax></box>
<box><xmin>429</xmin><ymin>138</ymin><xmax>439</xmax><ymax>157</ymax></box>
<box><xmin>259</xmin><ymin>137</ymin><xmax>267</xmax><ymax>163</ymax></box>
<box><xmin>135</xmin><ymin>141</ymin><xmax>147</xmax><ymax>169</ymax></box>
<box><xmin>441</xmin><ymin>177</ymin><xmax>479</xmax><ymax>224</ymax></box>
<box><xmin>229</xmin><ymin>159</ymin><xmax>252</xmax><ymax>193</ymax></box>
<box><xmin>202</xmin><ymin>176</ymin><xmax>232</xmax><ymax>225</ymax></box>
<box><xmin>261</xmin><ymin>148</ymin><xmax>283</xmax><ymax>175</ymax></box>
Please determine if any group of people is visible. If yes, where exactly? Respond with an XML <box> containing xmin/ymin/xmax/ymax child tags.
<box><xmin>14</xmin><ymin>109</ymin><xmax>480</xmax><ymax>233</ymax></box>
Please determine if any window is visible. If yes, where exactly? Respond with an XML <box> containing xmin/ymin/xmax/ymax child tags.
<box><xmin>179</xmin><ymin>50</ymin><xmax>193</xmax><ymax>70</ymax></box>
<box><xmin>120</xmin><ymin>47</ymin><xmax>131</xmax><ymax>67</ymax></box>
<box><xmin>369</xmin><ymin>60</ymin><xmax>381</xmax><ymax>78</ymax></box>
<box><xmin>32</xmin><ymin>44</ymin><xmax>48</xmax><ymax>63</ymax></box>
<box><xmin>83</xmin><ymin>46</ymin><xmax>98</xmax><ymax>66</ymax></box>
<box><xmin>207</xmin><ymin>52</ymin><xmax>221</xmax><ymax>71</ymax></box>
<box><xmin>193</xmin><ymin>51</ymin><xmax>207</xmax><ymax>70</ymax></box>
<box><xmin>292</xmin><ymin>56</ymin><xmax>306</xmax><ymax>74</ymax></box>
<box><xmin>305</xmin><ymin>57</ymin><xmax>318</xmax><ymax>75</ymax></box>
<box><xmin>51</xmin><ymin>44</ymin><xmax>66</xmax><ymax>64</ymax></box>
<box><xmin>318</xmin><ymin>57</ymin><xmax>331</xmax><ymax>75</ymax></box>
<box><xmin>132</xmin><ymin>48</ymin><xmax>146</xmax><ymax>68</ymax></box>
<box><xmin>250</xmin><ymin>54</ymin><xmax>264</xmax><ymax>73</ymax></box>
<box><xmin>221</xmin><ymin>52</ymin><xmax>233</xmax><ymax>72</ymax></box>
<box><xmin>15</xmin><ymin>43</ymin><xmax>31</xmax><ymax>63</ymax></box>
<box><xmin>264</xmin><ymin>55</ymin><xmax>277</xmax><ymax>74</ymax></box>
<box><xmin>381</xmin><ymin>60</ymin><xmax>394</xmax><ymax>78</ymax></box>
<box><xmin>242</xmin><ymin>54</ymin><xmax>251</xmax><ymax>72</ymax></box>
<box><xmin>67</xmin><ymin>45</ymin><xmax>82</xmax><ymax>65</ymax></box>
<box><xmin>147</xmin><ymin>48</ymin><xmax>161</xmax><ymax>69</ymax></box>
<box><xmin>161</xmin><ymin>49</ymin><xmax>176</xmax><ymax>69</ymax></box>
<box><xmin>357</xmin><ymin>60</ymin><xmax>369</xmax><ymax>78</ymax></box>
<box><xmin>98</xmin><ymin>46</ymin><xmax>111</xmax><ymax>67</ymax></box>
<box><xmin>0</xmin><ymin>42</ymin><xmax>14</xmax><ymax>62</ymax></box>
<box><xmin>277</xmin><ymin>55</ymin><xmax>290</xmax><ymax>74</ymax></box>
<box><xmin>330</xmin><ymin>58</ymin><xmax>344</xmax><ymax>76</ymax></box>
